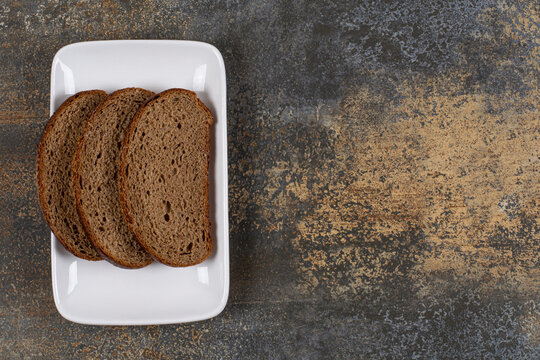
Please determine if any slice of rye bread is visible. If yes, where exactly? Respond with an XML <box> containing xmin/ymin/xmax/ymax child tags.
<box><xmin>36</xmin><ymin>90</ymin><xmax>107</xmax><ymax>260</ymax></box>
<box><xmin>72</xmin><ymin>88</ymin><xmax>155</xmax><ymax>268</ymax></box>
<box><xmin>118</xmin><ymin>89</ymin><xmax>214</xmax><ymax>267</ymax></box>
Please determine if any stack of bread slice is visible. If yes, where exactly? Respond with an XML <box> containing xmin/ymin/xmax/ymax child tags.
<box><xmin>37</xmin><ymin>88</ymin><xmax>213</xmax><ymax>268</ymax></box>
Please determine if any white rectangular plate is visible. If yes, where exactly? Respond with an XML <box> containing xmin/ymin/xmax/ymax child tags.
<box><xmin>50</xmin><ymin>40</ymin><xmax>229</xmax><ymax>325</ymax></box>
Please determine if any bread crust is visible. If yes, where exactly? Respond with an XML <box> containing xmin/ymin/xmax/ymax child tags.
<box><xmin>36</xmin><ymin>90</ymin><xmax>106</xmax><ymax>261</ymax></box>
<box><xmin>72</xmin><ymin>88</ymin><xmax>154</xmax><ymax>268</ymax></box>
<box><xmin>118</xmin><ymin>89</ymin><xmax>213</xmax><ymax>267</ymax></box>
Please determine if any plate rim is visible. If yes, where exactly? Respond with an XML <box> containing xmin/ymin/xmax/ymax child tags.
<box><xmin>50</xmin><ymin>39</ymin><xmax>229</xmax><ymax>326</ymax></box>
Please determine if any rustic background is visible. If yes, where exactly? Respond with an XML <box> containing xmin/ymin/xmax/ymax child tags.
<box><xmin>1</xmin><ymin>0</ymin><xmax>538</xmax><ymax>358</ymax></box>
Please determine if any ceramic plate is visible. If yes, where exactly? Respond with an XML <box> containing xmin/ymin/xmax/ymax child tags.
<box><xmin>50</xmin><ymin>40</ymin><xmax>229</xmax><ymax>325</ymax></box>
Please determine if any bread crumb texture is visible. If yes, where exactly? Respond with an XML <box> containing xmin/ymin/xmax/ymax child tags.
<box><xmin>74</xmin><ymin>88</ymin><xmax>154</xmax><ymax>268</ymax></box>
<box><xmin>37</xmin><ymin>91</ymin><xmax>106</xmax><ymax>260</ymax></box>
<box><xmin>119</xmin><ymin>90</ymin><xmax>212</xmax><ymax>267</ymax></box>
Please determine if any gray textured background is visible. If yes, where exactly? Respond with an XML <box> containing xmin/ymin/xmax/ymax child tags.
<box><xmin>1</xmin><ymin>0</ymin><xmax>539</xmax><ymax>359</ymax></box>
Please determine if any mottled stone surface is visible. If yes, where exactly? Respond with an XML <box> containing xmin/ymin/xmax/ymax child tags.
<box><xmin>0</xmin><ymin>0</ymin><xmax>539</xmax><ymax>358</ymax></box>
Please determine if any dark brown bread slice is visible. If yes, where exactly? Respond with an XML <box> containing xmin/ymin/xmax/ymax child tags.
<box><xmin>72</xmin><ymin>88</ymin><xmax>155</xmax><ymax>268</ymax></box>
<box><xmin>36</xmin><ymin>90</ymin><xmax>107</xmax><ymax>260</ymax></box>
<box><xmin>118</xmin><ymin>89</ymin><xmax>213</xmax><ymax>267</ymax></box>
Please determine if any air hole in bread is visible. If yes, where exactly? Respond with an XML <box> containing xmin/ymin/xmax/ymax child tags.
<box><xmin>186</xmin><ymin>242</ymin><xmax>193</xmax><ymax>252</ymax></box>
<box><xmin>164</xmin><ymin>213</ymin><xmax>170</xmax><ymax>222</ymax></box>
<box><xmin>177</xmin><ymin>123</ymin><xmax>181</xmax><ymax>129</ymax></box>
<box><xmin>98</xmin><ymin>226</ymin><xmax>104</xmax><ymax>232</ymax></box>
<box><xmin>165</xmin><ymin>201</ymin><xmax>171</xmax><ymax>213</ymax></box>
<box><xmin>97</xmin><ymin>152</ymin><xmax>101</xmax><ymax>159</ymax></box>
